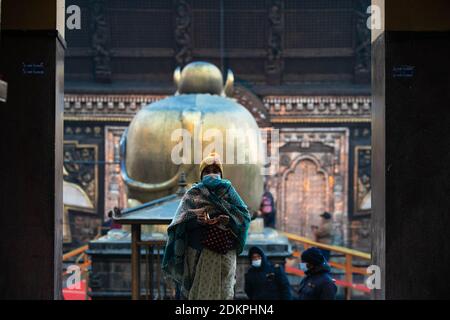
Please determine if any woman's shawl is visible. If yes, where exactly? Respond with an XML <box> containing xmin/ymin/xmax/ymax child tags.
<box><xmin>162</xmin><ymin>175</ymin><xmax>251</xmax><ymax>286</ymax></box>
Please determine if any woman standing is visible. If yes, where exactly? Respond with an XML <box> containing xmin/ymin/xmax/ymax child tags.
<box><xmin>162</xmin><ymin>152</ymin><xmax>251</xmax><ymax>300</ymax></box>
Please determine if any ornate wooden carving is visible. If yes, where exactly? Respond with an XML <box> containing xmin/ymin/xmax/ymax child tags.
<box><xmin>271</xmin><ymin>128</ymin><xmax>349</xmax><ymax>245</ymax></box>
<box><xmin>63</xmin><ymin>94</ymin><xmax>371</xmax><ymax>124</ymax></box>
<box><xmin>264</xmin><ymin>96</ymin><xmax>371</xmax><ymax>123</ymax></box>
<box><xmin>174</xmin><ymin>0</ymin><xmax>193</xmax><ymax>67</ymax></box>
<box><xmin>69</xmin><ymin>213</ymin><xmax>102</xmax><ymax>247</ymax></box>
<box><xmin>350</xmin><ymin>217</ymin><xmax>371</xmax><ymax>252</ymax></box>
<box><xmin>283</xmin><ymin>156</ymin><xmax>329</xmax><ymax>238</ymax></box>
<box><xmin>232</xmin><ymin>85</ymin><xmax>271</xmax><ymax>127</ymax></box>
<box><xmin>104</xmin><ymin>126</ymin><xmax>128</xmax><ymax>220</ymax></box>
<box><xmin>354</xmin><ymin>146</ymin><xmax>371</xmax><ymax>215</ymax></box>
<box><xmin>64</xmin><ymin>94</ymin><xmax>165</xmax><ymax>122</ymax></box>
<box><xmin>265</xmin><ymin>0</ymin><xmax>284</xmax><ymax>85</ymax></box>
<box><xmin>63</xmin><ymin>141</ymin><xmax>99</xmax><ymax>210</ymax></box>
<box><xmin>90</xmin><ymin>0</ymin><xmax>112</xmax><ymax>82</ymax></box>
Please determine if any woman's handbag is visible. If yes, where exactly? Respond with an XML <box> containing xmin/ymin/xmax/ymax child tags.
<box><xmin>199</xmin><ymin>184</ymin><xmax>238</xmax><ymax>254</ymax></box>
<box><xmin>201</xmin><ymin>218</ymin><xmax>237</xmax><ymax>255</ymax></box>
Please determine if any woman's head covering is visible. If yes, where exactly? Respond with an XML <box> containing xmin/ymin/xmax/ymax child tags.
<box><xmin>199</xmin><ymin>152</ymin><xmax>224</xmax><ymax>179</ymax></box>
<box><xmin>301</xmin><ymin>247</ymin><xmax>325</xmax><ymax>266</ymax></box>
<box><xmin>248</xmin><ymin>246</ymin><xmax>270</xmax><ymax>269</ymax></box>
<box><xmin>320</xmin><ymin>211</ymin><xmax>332</xmax><ymax>220</ymax></box>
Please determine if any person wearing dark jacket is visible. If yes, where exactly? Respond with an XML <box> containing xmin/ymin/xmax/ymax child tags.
<box><xmin>297</xmin><ymin>247</ymin><xmax>337</xmax><ymax>300</ymax></box>
<box><xmin>245</xmin><ymin>246</ymin><xmax>292</xmax><ymax>300</ymax></box>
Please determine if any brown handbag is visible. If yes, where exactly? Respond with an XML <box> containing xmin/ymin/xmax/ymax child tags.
<box><xmin>201</xmin><ymin>219</ymin><xmax>237</xmax><ymax>255</ymax></box>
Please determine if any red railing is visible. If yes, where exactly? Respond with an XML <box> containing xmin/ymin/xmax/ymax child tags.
<box><xmin>282</xmin><ymin>232</ymin><xmax>372</xmax><ymax>299</ymax></box>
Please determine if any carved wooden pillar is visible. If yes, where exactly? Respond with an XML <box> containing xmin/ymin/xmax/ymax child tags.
<box><xmin>174</xmin><ymin>0</ymin><xmax>193</xmax><ymax>68</ymax></box>
<box><xmin>90</xmin><ymin>0</ymin><xmax>112</xmax><ymax>82</ymax></box>
<box><xmin>0</xmin><ymin>0</ymin><xmax>64</xmax><ymax>299</ymax></box>
<box><xmin>265</xmin><ymin>0</ymin><xmax>284</xmax><ymax>85</ymax></box>
<box><xmin>372</xmin><ymin>0</ymin><xmax>450</xmax><ymax>299</ymax></box>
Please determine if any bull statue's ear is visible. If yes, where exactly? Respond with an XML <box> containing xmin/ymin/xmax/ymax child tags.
<box><xmin>223</xmin><ymin>69</ymin><xmax>234</xmax><ymax>97</ymax></box>
<box><xmin>174</xmin><ymin>66</ymin><xmax>181</xmax><ymax>95</ymax></box>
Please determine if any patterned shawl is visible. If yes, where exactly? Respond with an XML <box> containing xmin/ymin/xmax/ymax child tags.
<box><xmin>162</xmin><ymin>175</ymin><xmax>251</xmax><ymax>286</ymax></box>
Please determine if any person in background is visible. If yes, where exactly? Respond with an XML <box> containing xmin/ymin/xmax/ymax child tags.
<box><xmin>311</xmin><ymin>211</ymin><xmax>333</xmax><ymax>261</ymax></box>
<box><xmin>244</xmin><ymin>246</ymin><xmax>292</xmax><ymax>300</ymax></box>
<box><xmin>297</xmin><ymin>247</ymin><xmax>337</xmax><ymax>300</ymax></box>
<box><xmin>257</xmin><ymin>183</ymin><xmax>277</xmax><ymax>228</ymax></box>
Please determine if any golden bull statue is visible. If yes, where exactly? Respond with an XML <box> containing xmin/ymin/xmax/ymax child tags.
<box><xmin>120</xmin><ymin>62</ymin><xmax>264</xmax><ymax>212</ymax></box>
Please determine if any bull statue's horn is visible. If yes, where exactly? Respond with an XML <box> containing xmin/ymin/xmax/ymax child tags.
<box><xmin>223</xmin><ymin>69</ymin><xmax>234</xmax><ymax>97</ymax></box>
<box><xmin>173</xmin><ymin>66</ymin><xmax>181</xmax><ymax>95</ymax></box>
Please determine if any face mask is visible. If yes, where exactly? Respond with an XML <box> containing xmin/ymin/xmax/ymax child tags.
<box><xmin>203</xmin><ymin>173</ymin><xmax>220</xmax><ymax>180</ymax></box>
<box><xmin>252</xmin><ymin>259</ymin><xmax>262</xmax><ymax>268</ymax></box>
<box><xmin>299</xmin><ymin>262</ymin><xmax>308</xmax><ymax>272</ymax></box>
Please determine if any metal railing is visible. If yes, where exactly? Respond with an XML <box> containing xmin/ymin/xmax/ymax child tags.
<box><xmin>61</xmin><ymin>227</ymin><xmax>107</xmax><ymax>299</ymax></box>
<box><xmin>136</xmin><ymin>240</ymin><xmax>173</xmax><ymax>300</ymax></box>
<box><xmin>282</xmin><ymin>231</ymin><xmax>371</xmax><ymax>300</ymax></box>
<box><xmin>62</xmin><ymin>245</ymin><xmax>90</xmax><ymax>300</ymax></box>
<box><xmin>62</xmin><ymin>229</ymin><xmax>372</xmax><ymax>300</ymax></box>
